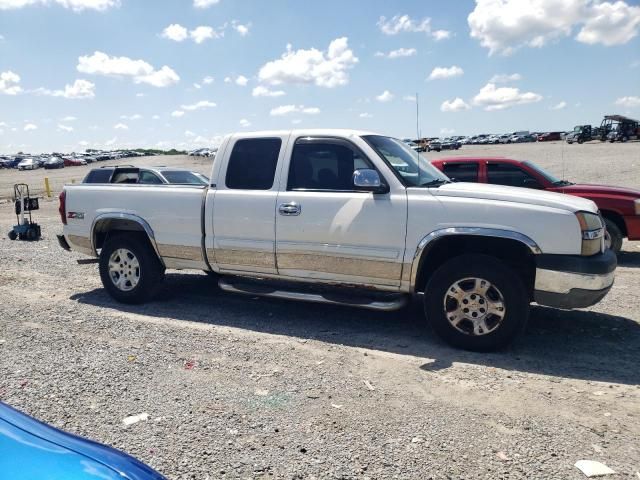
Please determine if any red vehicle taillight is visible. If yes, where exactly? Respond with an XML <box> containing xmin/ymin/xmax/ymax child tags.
<box><xmin>58</xmin><ymin>190</ymin><xmax>67</xmax><ymax>225</ymax></box>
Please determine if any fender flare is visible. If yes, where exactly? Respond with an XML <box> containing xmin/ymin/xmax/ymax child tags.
<box><xmin>90</xmin><ymin>212</ymin><xmax>164</xmax><ymax>267</ymax></box>
<box><xmin>409</xmin><ymin>227</ymin><xmax>541</xmax><ymax>291</ymax></box>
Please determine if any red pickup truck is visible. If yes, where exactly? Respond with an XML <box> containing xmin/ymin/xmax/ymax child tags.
<box><xmin>431</xmin><ymin>156</ymin><xmax>640</xmax><ymax>253</ymax></box>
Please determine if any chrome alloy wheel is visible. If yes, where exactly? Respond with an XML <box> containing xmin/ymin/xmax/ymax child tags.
<box><xmin>443</xmin><ymin>277</ymin><xmax>506</xmax><ymax>336</ymax></box>
<box><xmin>108</xmin><ymin>248</ymin><xmax>140</xmax><ymax>292</ymax></box>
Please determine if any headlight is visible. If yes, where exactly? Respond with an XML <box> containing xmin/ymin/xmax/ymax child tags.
<box><xmin>575</xmin><ymin>211</ymin><xmax>604</xmax><ymax>256</ymax></box>
<box><xmin>635</xmin><ymin>199</ymin><xmax>640</xmax><ymax>215</ymax></box>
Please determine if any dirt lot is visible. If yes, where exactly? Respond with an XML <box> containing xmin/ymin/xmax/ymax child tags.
<box><xmin>0</xmin><ymin>141</ymin><xmax>639</xmax><ymax>479</ymax></box>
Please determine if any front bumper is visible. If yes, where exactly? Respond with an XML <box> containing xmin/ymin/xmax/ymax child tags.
<box><xmin>534</xmin><ymin>249</ymin><xmax>616</xmax><ymax>309</ymax></box>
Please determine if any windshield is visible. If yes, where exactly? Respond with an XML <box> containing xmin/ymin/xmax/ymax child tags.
<box><xmin>161</xmin><ymin>170</ymin><xmax>208</xmax><ymax>185</ymax></box>
<box><xmin>363</xmin><ymin>135</ymin><xmax>450</xmax><ymax>187</ymax></box>
<box><xmin>522</xmin><ymin>161</ymin><xmax>567</xmax><ymax>184</ymax></box>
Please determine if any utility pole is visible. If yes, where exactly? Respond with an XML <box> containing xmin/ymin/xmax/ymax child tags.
<box><xmin>415</xmin><ymin>92</ymin><xmax>420</xmax><ymax>139</ymax></box>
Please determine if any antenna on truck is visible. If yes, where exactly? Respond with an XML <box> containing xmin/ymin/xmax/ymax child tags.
<box><xmin>415</xmin><ymin>92</ymin><xmax>420</xmax><ymax>139</ymax></box>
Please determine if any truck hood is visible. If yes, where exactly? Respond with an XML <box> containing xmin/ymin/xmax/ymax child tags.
<box><xmin>431</xmin><ymin>182</ymin><xmax>597</xmax><ymax>213</ymax></box>
<box><xmin>556</xmin><ymin>183</ymin><xmax>640</xmax><ymax>200</ymax></box>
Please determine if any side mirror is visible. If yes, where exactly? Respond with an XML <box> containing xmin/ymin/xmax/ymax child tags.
<box><xmin>353</xmin><ymin>169</ymin><xmax>389</xmax><ymax>194</ymax></box>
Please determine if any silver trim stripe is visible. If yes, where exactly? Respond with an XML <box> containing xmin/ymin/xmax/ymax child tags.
<box><xmin>534</xmin><ymin>269</ymin><xmax>615</xmax><ymax>294</ymax></box>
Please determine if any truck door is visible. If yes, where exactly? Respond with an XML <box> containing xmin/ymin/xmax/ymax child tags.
<box><xmin>212</xmin><ymin>134</ymin><xmax>289</xmax><ymax>274</ymax></box>
<box><xmin>275</xmin><ymin>136</ymin><xmax>407</xmax><ymax>288</ymax></box>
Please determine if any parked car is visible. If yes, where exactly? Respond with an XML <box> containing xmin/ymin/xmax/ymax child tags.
<box><xmin>17</xmin><ymin>158</ymin><xmax>39</xmax><ymax>170</ymax></box>
<box><xmin>537</xmin><ymin>132</ymin><xmax>562</xmax><ymax>142</ymax></box>
<box><xmin>427</xmin><ymin>139</ymin><xmax>442</xmax><ymax>152</ymax></box>
<box><xmin>0</xmin><ymin>401</ymin><xmax>164</xmax><ymax>479</ymax></box>
<box><xmin>43</xmin><ymin>156</ymin><xmax>65</xmax><ymax>169</ymax></box>
<box><xmin>63</xmin><ymin>156</ymin><xmax>87</xmax><ymax>167</ymax></box>
<box><xmin>402</xmin><ymin>139</ymin><xmax>423</xmax><ymax>153</ymax></box>
<box><xmin>58</xmin><ymin>129</ymin><xmax>615</xmax><ymax>351</ymax></box>
<box><xmin>82</xmin><ymin>166</ymin><xmax>209</xmax><ymax>185</ymax></box>
<box><xmin>430</xmin><ymin>156</ymin><xmax>640</xmax><ymax>254</ymax></box>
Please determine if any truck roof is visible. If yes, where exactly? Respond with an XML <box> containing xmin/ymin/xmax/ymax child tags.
<box><xmin>230</xmin><ymin>128</ymin><xmax>379</xmax><ymax>139</ymax></box>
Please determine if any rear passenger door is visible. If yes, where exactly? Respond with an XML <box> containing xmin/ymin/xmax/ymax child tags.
<box><xmin>212</xmin><ymin>135</ymin><xmax>289</xmax><ymax>274</ymax></box>
<box><xmin>442</xmin><ymin>162</ymin><xmax>479</xmax><ymax>183</ymax></box>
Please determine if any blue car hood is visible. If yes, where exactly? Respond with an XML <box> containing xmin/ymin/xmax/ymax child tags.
<box><xmin>0</xmin><ymin>403</ymin><xmax>164</xmax><ymax>480</ymax></box>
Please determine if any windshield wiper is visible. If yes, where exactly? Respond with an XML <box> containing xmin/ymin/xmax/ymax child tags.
<box><xmin>553</xmin><ymin>180</ymin><xmax>574</xmax><ymax>186</ymax></box>
<box><xmin>419</xmin><ymin>179</ymin><xmax>451</xmax><ymax>188</ymax></box>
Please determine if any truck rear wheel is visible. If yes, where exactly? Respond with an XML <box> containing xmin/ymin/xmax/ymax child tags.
<box><xmin>99</xmin><ymin>233</ymin><xmax>165</xmax><ymax>304</ymax></box>
<box><xmin>424</xmin><ymin>254</ymin><xmax>529</xmax><ymax>351</ymax></box>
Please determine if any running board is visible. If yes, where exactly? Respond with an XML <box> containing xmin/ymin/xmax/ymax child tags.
<box><xmin>218</xmin><ymin>277</ymin><xmax>409</xmax><ymax>312</ymax></box>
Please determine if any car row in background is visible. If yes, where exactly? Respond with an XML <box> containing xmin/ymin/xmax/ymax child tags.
<box><xmin>0</xmin><ymin>150</ymin><xmax>153</xmax><ymax>171</ymax></box>
<box><xmin>430</xmin><ymin>155</ymin><xmax>640</xmax><ymax>254</ymax></box>
<box><xmin>188</xmin><ymin>147</ymin><xmax>217</xmax><ymax>157</ymax></box>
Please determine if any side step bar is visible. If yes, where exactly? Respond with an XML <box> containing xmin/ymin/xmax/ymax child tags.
<box><xmin>218</xmin><ymin>277</ymin><xmax>409</xmax><ymax>312</ymax></box>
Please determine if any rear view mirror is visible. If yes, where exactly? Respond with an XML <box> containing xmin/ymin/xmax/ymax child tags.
<box><xmin>353</xmin><ymin>169</ymin><xmax>389</xmax><ymax>194</ymax></box>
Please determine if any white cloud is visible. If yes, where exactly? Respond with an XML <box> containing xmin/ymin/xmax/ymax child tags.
<box><xmin>441</xmin><ymin>97</ymin><xmax>471</xmax><ymax>112</ymax></box>
<box><xmin>152</xmin><ymin>115</ymin><xmax>160</xmax><ymax>120</ymax></box>
<box><xmin>120</xmin><ymin>113</ymin><xmax>142</xmax><ymax>120</ymax></box>
<box><xmin>577</xmin><ymin>1</ymin><xmax>640</xmax><ymax>46</ymax></box>
<box><xmin>0</xmin><ymin>70</ymin><xmax>22</xmax><ymax>95</ymax></box>
<box><xmin>551</xmin><ymin>101</ymin><xmax>567</xmax><ymax>110</ymax></box>
<box><xmin>171</xmin><ymin>110</ymin><xmax>185</xmax><ymax>117</ymax></box>
<box><xmin>258</xmin><ymin>37</ymin><xmax>358</xmax><ymax>88</ymax></box>
<box><xmin>190</xmin><ymin>26</ymin><xmax>216</xmax><ymax>43</ymax></box>
<box><xmin>232</xmin><ymin>21</ymin><xmax>250</xmax><ymax>36</ymax></box>
<box><xmin>269</xmin><ymin>104</ymin><xmax>320</xmax><ymax>116</ymax></box>
<box><xmin>113</xmin><ymin>123</ymin><xmax>128</xmax><ymax>130</ymax></box>
<box><xmin>376</xmin><ymin>90</ymin><xmax>394</xmax><ymax>102</ymax></box>
<box><xmin>193</xmin><ymin>83</ymin><xmax>201</xmax><ymax>89</ymax></box>
<box><xmin>376</xmin><ymin>47</ymin><xmax>417</xmax><ymax>59</ymax></box>
<box><xmin>193</xmin><ymin>0</ymin><xmax>219</xmax><ymax>8</ymax></box>
<box><xmin>185</xmin><ymin>130</ymin><xmax>196</xmax><ymax>137</ymax></box>
<box><xmin>252</xmin><ymin>85</ymin><xmax>285</xmax><ymax>97</ymax></box>
<box><xmin>239</xmin><ymin>118</ymin><xmax>251</xmax><ymax>127</ymax></box>
<box><xmin>60</xmin><ymin>115</ymin><xmax>77</xmax><ymax>121</ymax></box>
<box><xmin>0</xmin><ymin>0</ymin><xmax>119</xmax><ymax>12</ymax></box>
<box><xmin>135</xmin><ymin>92</ymin><xmax>145</xmax><ymax>97</ymax></box>
<box><xmin>472</xmin><ymin>82</ymin><xmax>543</xmax><ymax>111</ymax></box>
<box><xmin>377</xmin><ymin>14</ymin><xmax>430</xmax><ymax>34</ymax></box>
<box><xmin>224</xmin><ymin>76</ymin><xmax>231</xmax><ymax>83</ymax></box>
<box><xmin>489</xmin><ymin>73</ymin><xmax>522</xmax><ymax>83</ymax></box>
<box><xmin>162</xmin><ymin>23</ymin><xmax>188</xmax><ymax>42</ymax></box>
<box><xmin>468</xmin><ymin>0</ymin><xmax>640</xmax><ymax>55</ymax></box>
<box><xmin>77</xmin><ymin>51</ymin><xmax>180</xmax><ymax>87</ymax></box>
<box><xmin>24</xmin><ymin>123</ymin><xmax>37</xmax><ymax>131</ymax></box>
<box><xmin>428</xmin><ymin>65</ymin><xmax>464</xmax><ymax>80</ymax></box>
<box><xmin>180</xmin><ymin>100</ymin><xmax>216</xmax><ymax>111</ymax></box>
<box><xmin>440</xmin><ymin>128</ymin><xmax>455</xmax><ymax>135</ymax></box>
<box><xmin>36</xmin><ymin>78</ymin><xmax>95</xmax><ymax>99</ymax></box>
<box><xmin>359</xmin><ymin>112</ymin><xmax>373</xmax><ymax>118</ymax></box>
<box><xmin>202</xmin><ymin>76</ymin><xmax>215</xmax><ymax>84</ymax></box>
<box><xmin>615</xmin><ymin>96</ymin><xmax>640</xmax><ymax>108</ymax></box>
<box><xmin>403</xmin><ymin>94</ymin><xmax>416</xmax><ymax>102</ymax></box>
<box><xmin>57</xmin><ymin>124</ymin><xmax>73</xmax><ymax>132</ymax></box>
<box><xmin>235</xmin><ymin>75</ymin><xmax>248</xmax><ymax>86</ymax></box>
<box><xmin>432</xmin><ymin>29</ymin><xmax>452</xmax><ymax>41</ymax></box>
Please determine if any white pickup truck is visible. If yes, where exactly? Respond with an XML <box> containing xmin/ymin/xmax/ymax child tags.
<box><xmin>58</xmin><ymin>129</ymin><xmax>616</xmax><ymax>350</ymax></box>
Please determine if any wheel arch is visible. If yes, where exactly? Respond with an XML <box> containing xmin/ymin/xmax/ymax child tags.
<box><xmin>91</xmin><ymin>213</ymin><xmax>164</xmax><ymax>267</ymax></box>
<box><xmin>411</xmin><ymin>228</ymin><xmax>540</xmax><ymax>296</ymax></box>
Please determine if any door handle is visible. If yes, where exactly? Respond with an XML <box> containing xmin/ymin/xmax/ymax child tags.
<box><xmin>278</xmin><ymin>202</ymin><xmax>301</xmax><ymax>216</ymax></box>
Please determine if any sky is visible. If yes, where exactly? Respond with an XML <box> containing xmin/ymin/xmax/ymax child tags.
<box><xmin>0</xmin><ymin>0</ymin><xmax>639</xmax><ymax>153</ymax></box>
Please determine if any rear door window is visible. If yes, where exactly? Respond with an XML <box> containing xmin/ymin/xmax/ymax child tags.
<box><xmin>442</xmin><ymin>163</ymin><xmax>479</xmax><ymax>182</ymax></box>
<box><xmin>138</xmin><ymin>171</ymin><xmax>164</xmax><ymax>184</ymax></box>
<box><xmin>225</xmin><ymin>138</ymin><xmax>282</xmax><ymax>190</ymax></box>
<box><xmin>83</xmin><ymin>168</ymin><xmax>114</xmax><ymax>183</ymax></box>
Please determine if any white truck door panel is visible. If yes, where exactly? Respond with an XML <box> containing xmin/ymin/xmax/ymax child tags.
<box><xmin>212</xmin><ymin>135</ymin><xmax>289</xmax><ymax>274</ymax></box>
<box><xmin>275</xmin><ymin>136</ymin><xmax>407</xmax><ymax>287</ymax></box>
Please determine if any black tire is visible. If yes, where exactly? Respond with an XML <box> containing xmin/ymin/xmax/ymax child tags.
<box><xmin>8</xmin><ymin>230</ymin><xmax>17</xmax><ymax>240</ymax></box>
<box><xmin>603</xmin><ymin>218</ymin><xmax>623</xmax><ymax>254</ymax></box>
<box><xmin>577</xmin><ymin>138</ymin><xmax>584</xmax><ymax>144</ymax></box>
<box><xmin>424</xmin><ymin>254</ymin><xmax>529</xmax><ymax>351</ymax></box>
<box><xmin>99</xmin><ymin>232</ymin><xmax>165</xmax><ymax>304</ymax></box>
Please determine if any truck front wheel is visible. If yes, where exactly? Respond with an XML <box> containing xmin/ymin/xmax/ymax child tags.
<box><xmin>424</xmin><ymin>254</ymin><xmax>529</xmax><ymax>351</ymax></box>
<box><xmin>603</xmin><ymin>218</ymin><xmax>623</xmax><ymax>254</ymax></box>
<box><xmin>99</xmin><ymin>233</ymin><xmax>165</xmax><ymax>304</ymax></box>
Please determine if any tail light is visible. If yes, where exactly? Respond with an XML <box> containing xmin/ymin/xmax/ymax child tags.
<box><xmin>58</xmin><ymin>190</ymin><xmax>67</xmax><ymax>225</ymax></box>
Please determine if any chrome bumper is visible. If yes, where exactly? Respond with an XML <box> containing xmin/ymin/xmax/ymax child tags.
<box><xmin>533</xmin><ymin>250</ymin><xmax>616</xmax><ymax>309</ymax></box>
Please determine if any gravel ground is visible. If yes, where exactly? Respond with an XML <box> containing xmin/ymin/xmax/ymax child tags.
<box><xmin>1</xmin><ymin>142</ymin><xmax>639</xmax><ymax>479</ymax></box>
